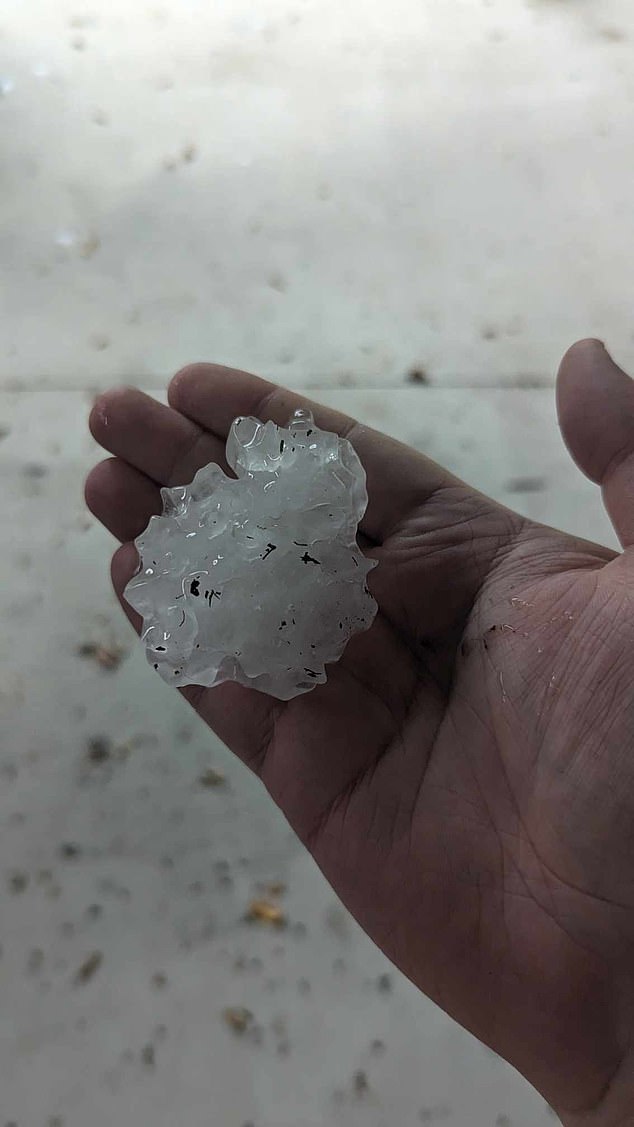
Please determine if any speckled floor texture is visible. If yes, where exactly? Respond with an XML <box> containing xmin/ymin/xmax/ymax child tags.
<box><xmin>0</xmin><ymin>1</ymin><xmax>629</xmax><ymax>1124</ymax></box>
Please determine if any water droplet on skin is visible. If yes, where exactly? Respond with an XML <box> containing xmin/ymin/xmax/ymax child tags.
<box><xmin>291</xmin><ymin>408</ymin><xmax>313</xmax><ymax>424</ymax></box>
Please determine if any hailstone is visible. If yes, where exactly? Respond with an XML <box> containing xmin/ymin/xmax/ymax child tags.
<box><xmin>124</xmin><ymin>408</ymin><xmax>378</xmax><ymax>700</ymax></box>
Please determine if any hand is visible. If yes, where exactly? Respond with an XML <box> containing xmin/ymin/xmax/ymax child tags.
<box><xmin>86</xmin><ymin>340</ymin><xmax>634</xmax><ymax>1126</ymax></box>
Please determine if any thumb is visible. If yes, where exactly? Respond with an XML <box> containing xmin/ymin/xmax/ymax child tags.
<box><xmin>557</xmin><ymin>338</ymin><xmax>634</xmax><ymax>547</ymax></box>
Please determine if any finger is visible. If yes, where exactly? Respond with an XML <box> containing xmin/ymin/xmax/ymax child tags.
<box><xmin>168</xmin><ymin>363</ymin><xmax>456</xmax><ymax>543</ymax></box>
<box><xmin>89</xmin><ymin>391</ymin><xmax>425</xmax><ymax>685</ymax></box>
<box><xmin>110</xmin><ymin>533</ymin><xmax>412</xmax><ymax>721</ymax></box>
<box><xmin>557</xmin><ymin>339</ymin><xmax>634</xmax><ymax>546</ymax></box>
<box><xmin>111</xmin><ymin>542</ymin><xmax>286</xmax><ymax>770</ymax></box>
<box><xmin>111</xmin><ymin>542</ymin><xmax>143</xmax><ymax>633</ymax></box>
<box><xmin>112</xmin><ymin>538</ymin><xmax>426</xmax><ymax>827</ymax></box>
<box><xmin>85</xmin><ymin>458</ymin><xmax>161</xmax><ymax>542</ymax></box>
<box><xmin>89</xmin><ymin>387</ymin><xmax>229</xmax><ymax>487</ymax></box>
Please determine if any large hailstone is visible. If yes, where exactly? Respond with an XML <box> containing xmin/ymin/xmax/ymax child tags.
<box><xmin>124</xmin><ymin>409</ymin><xmax>378</xmax><ymax>700</ymax></box>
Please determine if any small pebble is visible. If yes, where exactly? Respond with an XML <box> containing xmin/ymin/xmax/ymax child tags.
<box><xmin>86</xmin><ymin>736</ymin><xmax>111</xmax><ymax>763</ymax></box>
<box><xmin>222</xmin><ymin>1007</ymin><xmax>253</xmax><ymax>1035</ymax></box>
<box><xmin>198</xmin><ymin>768</ymin><xmax>226</xmax><ymax>788</ymax></box>
<box><xmin>353</xmin><ymin>1069</ymin><xmax>369</xmax><ymax>1095</ymax></box>
<box><xmin>8</xmin><ymin>872</ymin><xmax>28</xmax><ymax>895</ymax></box>
<box><xmin>141</xmin><ymin>1043</ymin><xmax>155</xmax><ymax>1069</ymax></box>
<box><xmin>79</xmin><ymin>234</ymin><xmax>101</xmax><ymax>259</ymax></box>
<box><xmin>260</xmin><ymin>881</ymin><xmax>286</xmax><ymax>898</ymax></box>
<box><xmin>245</xmin><ymin>899</ymin><xmax>286</xmax><ymax>927</ymax></box>
<box><xmin>73</xmin><ymin>951</ymin><xmax>103</xmax><ymax>986</ymax></box>
<box><xmin>407</xmin><ymin>366</ymin><xmax>430</xmax><ymax>385</ymax></box>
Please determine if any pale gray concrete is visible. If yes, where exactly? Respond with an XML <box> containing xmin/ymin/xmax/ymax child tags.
<box><xmin>2</xmin><ymin>0</ymin><xmax>634</xmax><ymax>390</ymax></box>
<box><xmin>0</xmin><ymin>1</ymin><xmax>629</xmax><ymax>1123</ymax></box>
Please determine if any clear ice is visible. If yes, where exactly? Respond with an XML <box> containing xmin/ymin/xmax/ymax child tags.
<box><xmin>124</xmin><ymin>409</ymin><xmax>378</xmax><ymax>700</ymax></box>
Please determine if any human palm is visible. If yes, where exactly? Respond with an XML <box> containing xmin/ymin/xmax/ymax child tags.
<box><xmin>87</xmin><ymin>340</ymin><xmax>634</xmax><ymax>1125</ymax></box>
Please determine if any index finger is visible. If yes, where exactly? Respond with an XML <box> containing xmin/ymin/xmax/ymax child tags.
<box><xmin>168</xmin><ymin>363</ymin><xmax>455</xmax><ymax>543</ymax></box>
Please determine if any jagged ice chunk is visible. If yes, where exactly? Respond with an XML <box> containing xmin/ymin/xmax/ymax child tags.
<box><xmin>124</xmin><ymin>409</ymin><xmax>378</xmax><ymax>700</ymax></box>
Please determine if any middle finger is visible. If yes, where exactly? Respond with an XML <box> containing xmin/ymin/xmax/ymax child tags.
<box><xmin>89</xmin><ymin>387</ymin><xmax>228</xmax><ymax>486</ymax></box>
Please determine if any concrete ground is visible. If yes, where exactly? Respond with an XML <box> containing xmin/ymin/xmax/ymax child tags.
<box><xmin>0</xmin><ymin>1</ymin><xmax>629</xmax><ymax>1124</ymax></box>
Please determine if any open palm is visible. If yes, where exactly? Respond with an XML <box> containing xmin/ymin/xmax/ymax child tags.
<box><xmin>87</xmin><ymin>340</ymin><xmax>634</xmax><ymax>1126</ymax></box>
